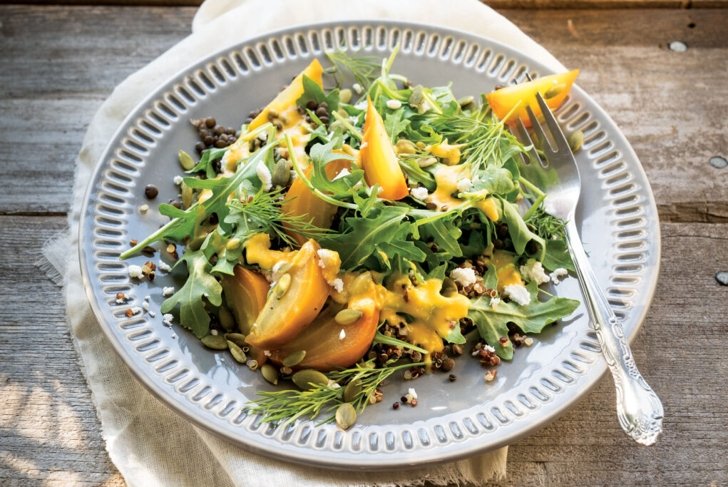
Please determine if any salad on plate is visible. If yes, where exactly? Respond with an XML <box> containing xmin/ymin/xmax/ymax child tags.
<box><xmin>122</xmin><ymin>49</ymin><xmax>582</xmax><ymax>429</ymax></box>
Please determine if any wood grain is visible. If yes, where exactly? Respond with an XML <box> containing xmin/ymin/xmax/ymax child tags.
<box><xmin>0</xmin><ymin>6</ymin><xmax>726</xmax><ymax>220</ymax></box>
<box><xmin>8</xmin><ymin>0</ymin><xmax>728</xmax><ymax>8</ymax></box>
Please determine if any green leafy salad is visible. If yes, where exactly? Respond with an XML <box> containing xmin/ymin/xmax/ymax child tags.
<box><xmin>122</xmin><ymin>49</ymin><xmax>580</xmax><ymax>429</ymax></box>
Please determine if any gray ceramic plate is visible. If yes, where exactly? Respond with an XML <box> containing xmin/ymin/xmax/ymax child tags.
<box><xmin>79</xmin><ymin>21</ymin><xmax>660</xmax><ymax>469</ymax></box>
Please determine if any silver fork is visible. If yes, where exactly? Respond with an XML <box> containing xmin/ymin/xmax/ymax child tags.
<box><xmin>514</xmin><ymin>93</ymin><xmax>664</xmax><ymax>445</ymax></box>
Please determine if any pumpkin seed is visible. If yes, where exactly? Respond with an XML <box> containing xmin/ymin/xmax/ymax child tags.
<box><xmin>395</xmin><ymin>139</ymin><xmax>417</xmax><ymax>155</ymax></box>
<box><xmin>343</xmin><ymin>379</ymin><xmax>362</xmax><ymax>403</ymax></box>
<box><xmin>292</xmin><ymin>369</ymin><xmax>329</xmax><ymax>390</ymax></box>
<box><xmin>335</xmin><ymin>403</ymin><xmax>357</xmax><ymax>430</ymax></box>
<box><xmin>568</xmin><ymin>130</ymin><xmax>584</xmax><ymax>153</ymax></box>
<box><xmin>226</xmin><ymin>238</ymin><xmax>241</xmax><ymax>251</ymax></box>
<box><xmin>227</xmin><ymin>340</ymin><xmax>247</xmax><ymax>363</ymax></box>
<box><xmin>457</xmin><ymin>95</ymin><xmax>475</xmax><ymax>108</ymax></box>
<box><xmin>339</xmin><ymin>88</ymin><xmax>352</xmax><ymax>104</ymax></box>
<box><xmin>218</xmin><ymin>306</ymin><xmax>235</xmax><ymax>331</ymax></box>
<box><xmin>417</xmin><ymin>156</ymin><xmax>438</xmax><ymax>168</ymax></box>
<box><xmin>261</xmin><ymin>364</ymin><xmax>279</xmax><ymax>385</ymax></box>
<box><xmin>181</xmin><ymin>182</ymin><xmax>193</xmax><ymax>209</ymax></box>
<box><xmin>441</xmin><ymin>277</ymin><xmax>459</xmax><ymax>297</ymax></box>
<box><xmin>274</xmin><ymin>273</ymin><xmax>291</xmax><ymax>299</ymax></box>
<box><xmin>544</xmin><ymin>85</ymin><xmax>563</xmax><ymax>99</ymax></box>
<box><xmin>178</xmin><ymin>150</ymin><xmax>196</xmax><ymax>170</ymax></box>
<box><xmin>282</xmin><ymin>350</ymin><xmax>307</xmax><ymax>368</ymax></box>
<box><xmin>271</xmin><ymin>159</ymin><xmax>291</xmax><ymax>187</ymax></box>
<box><xmin>201</xmin><ymin>334</ymin><xmax>228</xmax><ymax>350</ymax></box>
<box><xmin>335</xmin><ymin>308</ymin><xmax>363</xmax><ymax>325</ymax></box>
<box><xmin>225</xmin><ymin>333</ymin><xmax>247</xmax><ymax>347</ymax></box>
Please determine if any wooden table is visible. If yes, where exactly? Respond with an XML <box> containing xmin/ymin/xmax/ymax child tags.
<box><xmin>1</xmin><ymin>2</ymin><xmax>727</xmax><ymax>485</ymax></box>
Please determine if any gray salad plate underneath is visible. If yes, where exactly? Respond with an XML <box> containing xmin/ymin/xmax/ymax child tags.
<box><xmin>79</xmin><ymin>21</ymin><xmax>660</xmax><ymax>469</ymax></box>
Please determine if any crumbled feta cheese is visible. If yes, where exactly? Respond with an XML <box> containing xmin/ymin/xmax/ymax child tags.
<box><xmin>144</xmin><ymin>295</ymin><xmax>150</xmax><ymax>301</ymax></box>
<box><xmin>173</xmin><ymin>175</ymin><xmax>183</xmax><ymax>186</ymax></box>
<box><xmin>489</xmin><ymin>296</ymin><xmax>501</xmax><ymax>308</ymax></box>
<box><xmin>138</xmin><ymin>204</ymin><xmax>149</xmax><ymax>214</ymax></box>
<box><xmin>256</xmin><ymin>161</ymin><xmax>272</xmax><ymax>191</ymax></box>
<box><xmin>158</xmin><ymin>261</ymin><xmax>172</xmax><ymax>273</ymax></box>
<box><xmin>524</xmin><ymin>337</ymin><xmax>534</xmax><ymax>347</ymax></box>
<box><xmin>456</xmin><ymin>178</ymin><xmax>472</xmax><ymax>193</ymax></box>
<box><xmin>484</xmin><ymin>369</ymin><xmax>497</xmax><ymax>382</ymax></box>
<box><xmin>148</xmin><ymin>311</ymin><xmax>156</xmax><ymax>318</ymax></box>
<box><xmin>211</xmin><ymin>329</ymin><xmax>218</xmax><ymax>336</ymax></box>
<box><xmin>410</xmin><ymin>187</ymin><xmax>429</xmax><ymax>200</ymax></box>
<box><xmin>128</xmin><ymin>264</ymin><xmax>143</xmax><ymax>279</ymax></box>
<box><xmin>330</xmin><ymin>278</ymin><xmax>344</xmax><ymax>293</ymax></box>
<box><xmin>142</xmin><ymin>301</ymin><xmax>150</xmax><ymax>311</ymax></box>
<box><xmin>386</xmin><ymin>99</ymin><xmax>402</xmax><ymax>110</ymax></box>
<box><xmin>483</xmin><ymin>344</ymin><xmax>496</xmax><ymax>353</ymax></box>
<box><xmin>408</xmin><ymin>387</ymin><xmax>418</xmax><ymax>400</ymax></box>
<box><xmin>332</xmin><ymin>168</ymin><xmax>351</xmax><ymax>181</ymax></box>
<box><xmin>338</xmin><ymin>329</ymin><xmax>346</xmax><ymax>341</ymax></box>
<box><xmin>327</xmin><ymin>379</ymin><xmax>341</xmax><ymax>389</ymax></box>
<box><xmin>162</xmin><ymin>313</ymin><xmax>174</xmax><ymax>326</ymax></box>
<box><xmin>263</xmin><ymin>350</ymin><xmax>272</xmax><ymax>357</ymax></box>
<box><xmin>130</xmin><ymin>306</ymin><xmax>142</xmax><ymax>315</ymax></box>
<box><xmin>352</xmin><ymin>83</ymin><xmax>364</xmax><ymax>94</ymax></box>
<box><xmin>504</xmin><ymin>284</ymin><xmax>531</xmax><ymax>306</ymax></box>
<box><xmin>550</xmin><ymin>267</ymin><xmax>569</xmax><ymax>284</ymax></box>
<box><xmin>451</xmin><ymin>267</ymin><xmax>477</xmax><ymax>288</ymax></box>
<box><xmin>162</xmin><ymin>286</ymin><xmax>175</xmax><ymax>297</ymax></box>
<box><xmin>520</xmin><ymin>260</ymin><xmax>550</xmax><ymax>285</ymax></box>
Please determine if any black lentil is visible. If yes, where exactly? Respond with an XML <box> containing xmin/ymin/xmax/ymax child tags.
<box><xmin>392</xmin><ymin>402</ymin><xmax>400</xmax><ymax>410</ymax></box>
<box><xmin>448</xmin><ymin>374</ymin><xmax>457</xmax><ymax>382</ymax></box>
<box><xmin>144</xmin><ymin>184</ymin><xmax>159</xmax><ymax>200</ymax></box>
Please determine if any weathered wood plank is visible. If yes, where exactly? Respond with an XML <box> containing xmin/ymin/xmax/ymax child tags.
<box><xmin>0</xmin><ymin>216</ymin><xmax>124</xmax><ymax>486</ymax></box>
<box><xmin>0</xmin><ymin>6</ymin><xmax>726</xmax><ymax>221</ymax></box>
<box><xmin>1</xmin><ymin>216</ymin><xmax>726</xmax><ymax>485</ymax></box>
<box><xmin>9</xmin><ymin>0</ymin><xmax>728</xmax><ymax>8</ymax></box>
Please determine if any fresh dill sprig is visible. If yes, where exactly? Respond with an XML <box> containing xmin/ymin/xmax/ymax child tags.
<box><xmin>524</xmin><ymin>204</ymin><xmax>567</xmax><ymax>240</ymax></box>
<box><xmin>249</xmin><ymin>360</ymin><xmax>425</xmax><ymax>426</ymax></box>
<box><xmin>326</xmin><ymin>50</ymin><xmax>380</xmax><ymax>89</ymax></box>
<box><xmin>225</xmin><ymin>187</ymin><xmax>331</xmax><ymax>247</ymax></box>
<box><xmin>428</xmin><ymin>108</ymin><xmax>526</xmax><ymax>172</ymax></box>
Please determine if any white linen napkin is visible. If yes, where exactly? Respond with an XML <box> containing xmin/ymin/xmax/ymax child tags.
<box><xmin>51</xmin><ymin>0</ymin><xmax>567</xmax><ymax>485</ymax></box>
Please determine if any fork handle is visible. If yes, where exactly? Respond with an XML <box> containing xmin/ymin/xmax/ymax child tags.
<box><xmin>565</xmin><ymin>220</ymin><xmax>664</xmax><ymax>445</ymax></box>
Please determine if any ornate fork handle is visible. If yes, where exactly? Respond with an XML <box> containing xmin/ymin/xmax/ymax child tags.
<box><xmin>565</xmin><ymin>220</ymin><xmax>664</xmax><ymax>445</ymax></box>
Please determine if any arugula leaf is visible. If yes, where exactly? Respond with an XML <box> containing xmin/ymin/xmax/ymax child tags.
<box><xmin>322</xmin><ymin>206</ymin><xmax>411</xmax><ymax>270</ymax></box>
<box><xmin>416</xmin><ymin>216</ymin><xmax>462</xmax><ymax>257</ymax></box>
<box><xmin>445</xmin><ymin>325</ymin><xmax>467</xmax><ymax>345</ymax></box>
<box><xmin>383</xmin><ymin>109</ymin><xmax>410</xmax><ymax>142</ymax></box>
<box><xmin>121</xmin><ymin>144</ymin><xmax>275</xmax><ymax>259</ymax></box>
<box><xmin>500</xmin><ymin>199</ymin><xmax>545</xmax><ymax>260</ymax></box>
<box><xmin>297</xmin><ymin>75</ymin><xmax>339</xmax><ymax>112</ymax></box>
<box><xmin>468</xmin><ymin>294</ymin><xmax>580</xmax><ymax>360</ymax></box>
<box><xmin>472</xmin><ymin>166</ymin><xmax>516</xmax><ymax>195</ymax></box>
<box><xmin>543</xmin><ymin>238</ymin><xmax>575</xmax><ymax>272</ymax></box>
<box><xmin>190</xmin><ymin>147</ymin><xmax>227</xmax><ymax>179</ymax></box>
<box><xmin>161</xmin><ymin>249</ymin><xmax>222</xmax><ymax>338</ymax></box>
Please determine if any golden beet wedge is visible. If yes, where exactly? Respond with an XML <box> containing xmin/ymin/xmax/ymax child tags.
<box><xmin>220</xmin><ymin>266</ymin><xmax>269</xmax><ymax>335</ymax></box>
<box><xmin>248</xmin><ymin>58</ymin><xmax>324</xmax><ymax>130</ymax></box>
<box><xmin>270</xmin><ymin>273</ymin><xmax>381</xmax><ymax>371</ymax></box>
<box><xmin>486</xmin><ymin>69</ymin><xmax>579</xmax><ymax>127</ymax></box>
<box><xmin>282</xmin><ymin>159</ymin><xmax>351</xmax><ymax>246</ymax></box>
<box><xmin>360</xmin><ymin>98</ymin><xmax>408</xmax><ymax>200</ymax></box>
<box><xmin>245</xmin><ymin>239</ymin><xmax>329</xmax><ymax>349</ymax></box>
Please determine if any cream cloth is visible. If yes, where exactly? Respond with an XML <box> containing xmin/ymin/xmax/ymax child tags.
<box><xmin>52</xmin><ymin>0</ymin><xmax>566</xmax><ymax>485</ymax></box>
